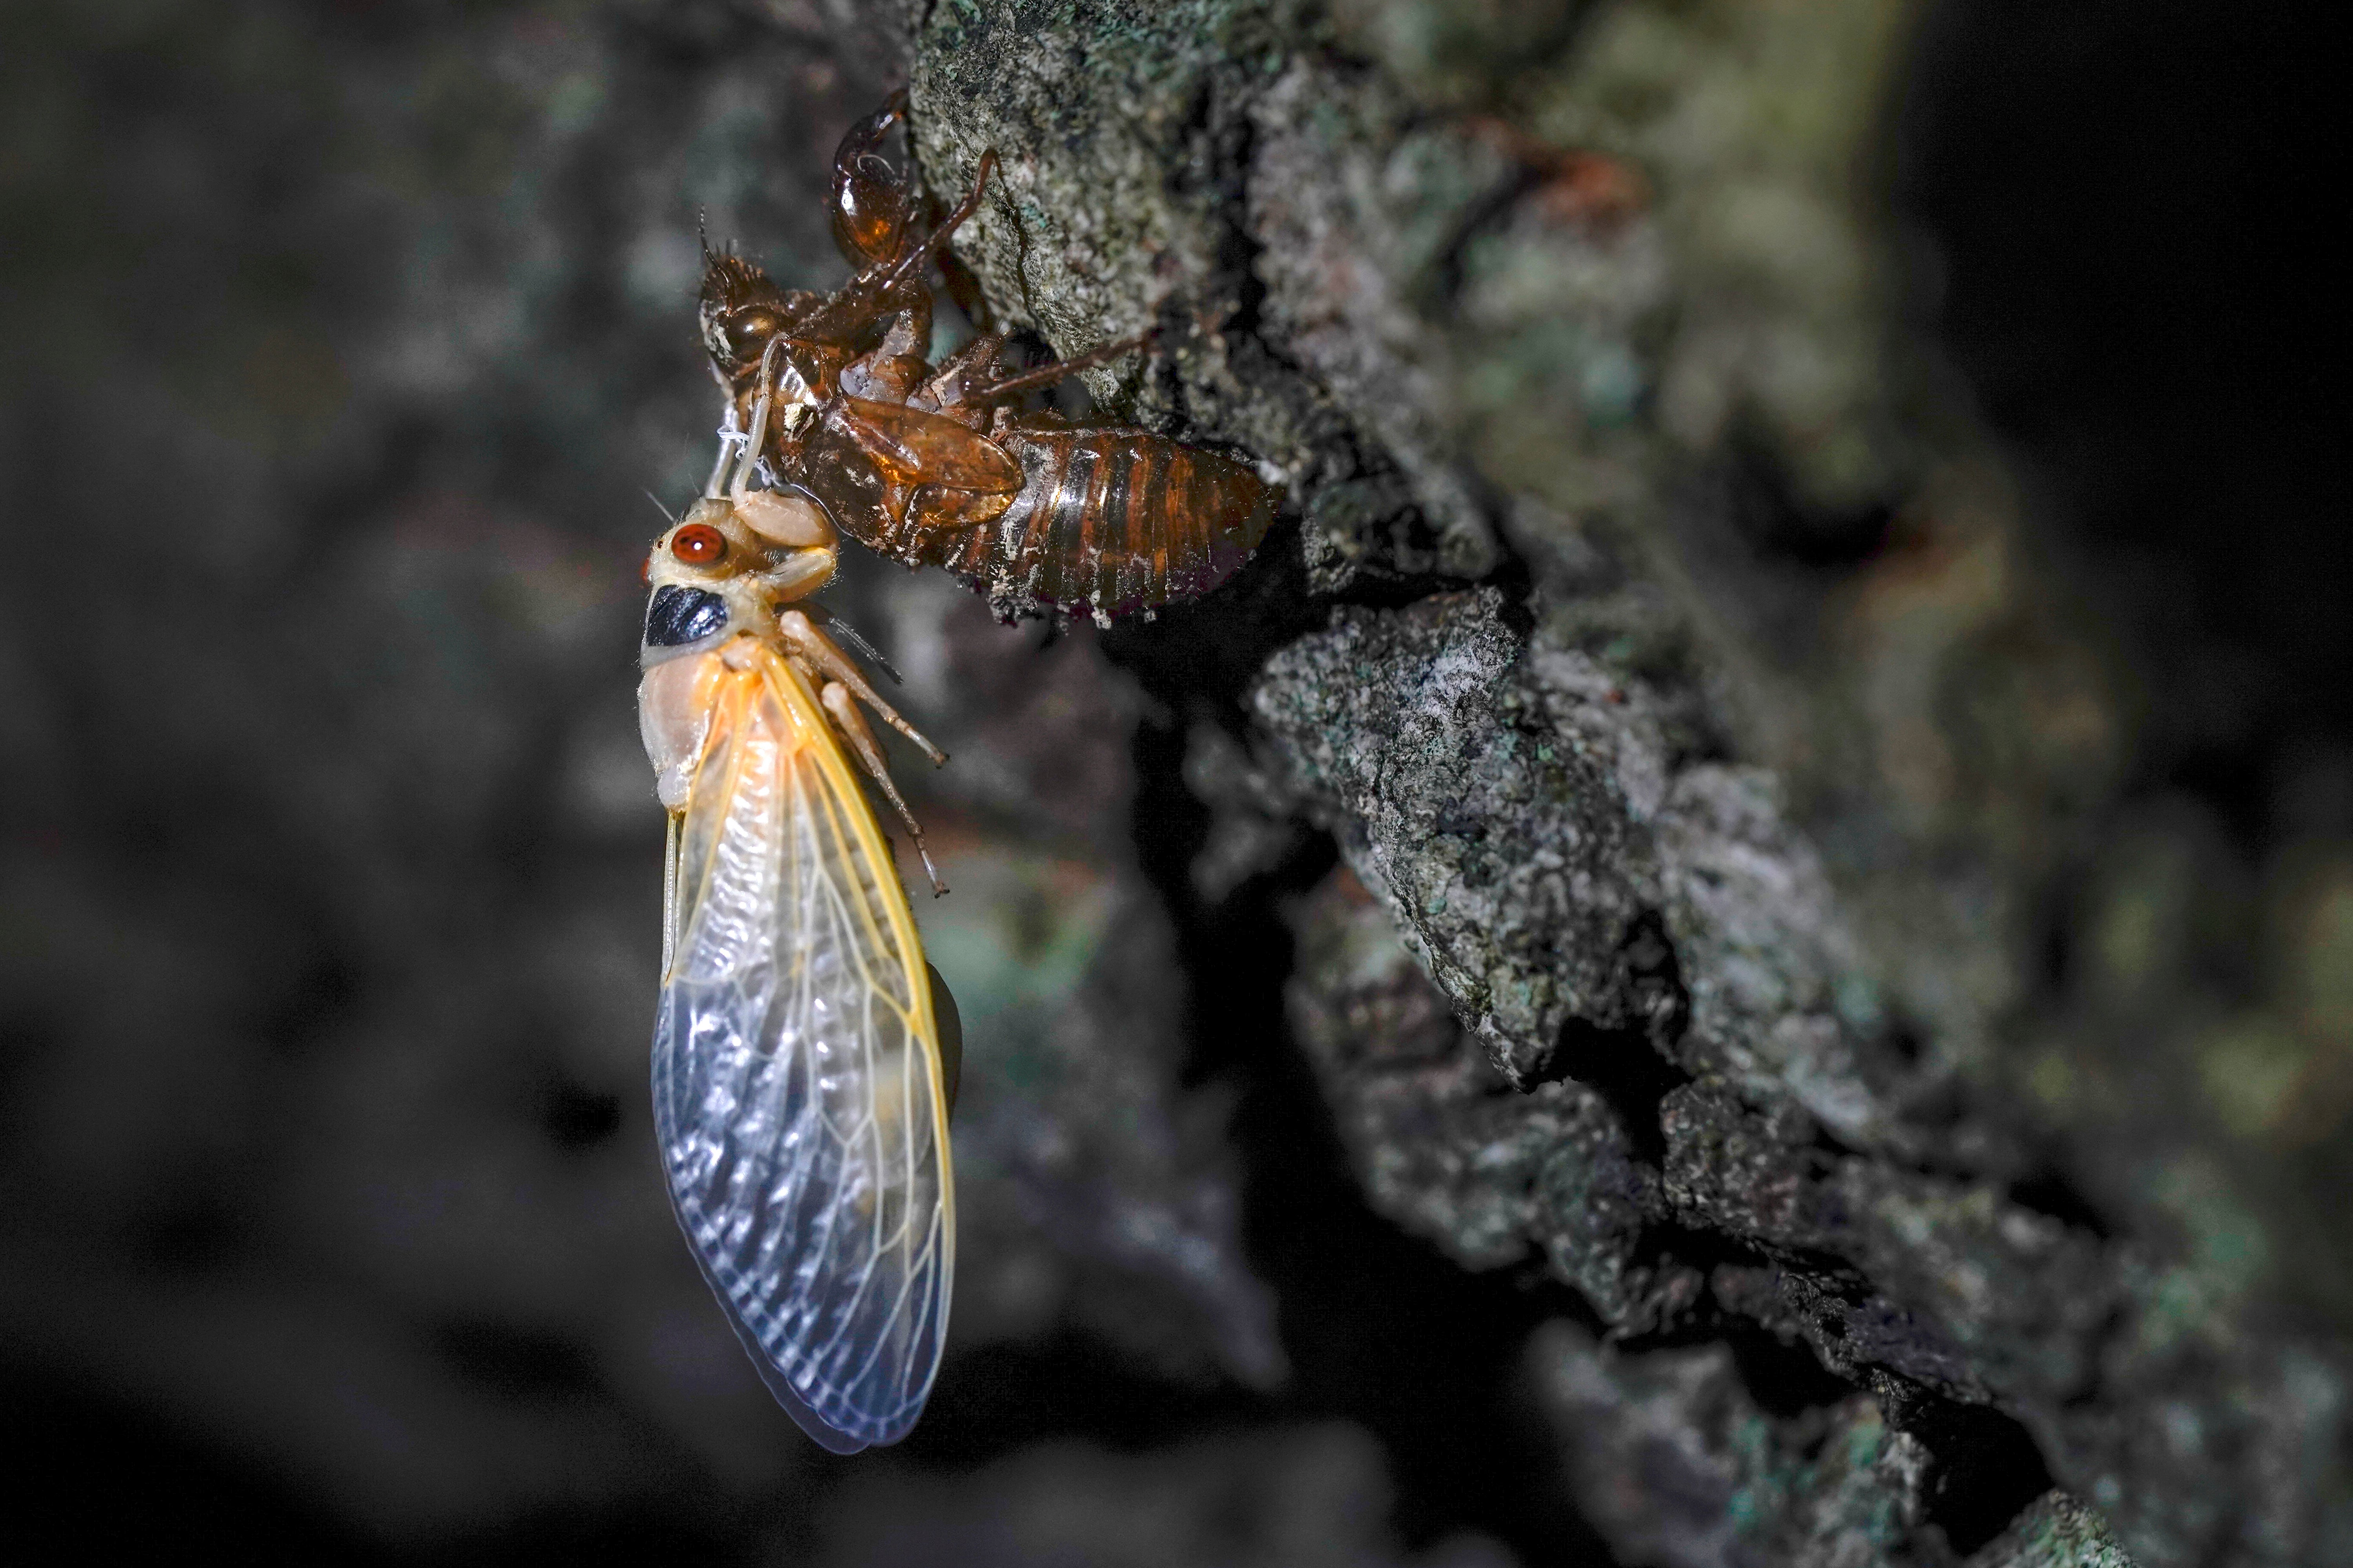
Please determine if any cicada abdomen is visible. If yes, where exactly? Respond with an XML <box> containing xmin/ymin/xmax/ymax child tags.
<box><xmin>906</xmin><ymin>420</ymin><xmax>1273</xmax><ymax>620</ymax></box>
<box><xmin>788</xmin><ymin>395</ymin><xmax>1274</xmax><ymax>622</ymax></box>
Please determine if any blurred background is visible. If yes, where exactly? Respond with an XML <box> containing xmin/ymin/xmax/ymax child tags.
<box><xmin>0</xmin><ymin>1</ymin><xmax>2337</xmax><ymax>1564</ymax></box>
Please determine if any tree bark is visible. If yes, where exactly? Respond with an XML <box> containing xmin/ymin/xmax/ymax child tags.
<box><xmin>898</xmin><ymin>1</ymin><xmax>2348</xmax><ymax>1562</ymax></box>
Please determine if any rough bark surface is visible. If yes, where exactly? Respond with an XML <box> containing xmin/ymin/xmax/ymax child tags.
<box><xmin>901</xmin><ymin>2</ymin><xmax>2349</xmax><ymax>1563</ymax></box>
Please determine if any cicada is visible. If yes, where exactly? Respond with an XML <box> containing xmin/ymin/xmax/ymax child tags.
<box><xmin>639</xmin><ymin>349</ymin><xmax>962</xmax><ymax>1452</ymax></box>
<box><xmin>697</xmin><ymin>94</ymin><xmax>1277</xmax><ymax>624</ymax></box>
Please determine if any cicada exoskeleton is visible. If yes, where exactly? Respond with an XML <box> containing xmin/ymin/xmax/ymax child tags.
<box><xmin>698</xmin><ymin>95</ymin><xmax>1275</xmax><ymax>622</ymax></box>
<box><xmin>638</xmin><ymin>356</ymin><xmax>963</xmax><ymax>1453</ymax></box>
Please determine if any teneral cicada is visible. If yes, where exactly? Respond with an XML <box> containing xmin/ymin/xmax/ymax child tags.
<box><xmin>697</xmin><ymin>95</ymin><xmax>1277</xmax><ymax>624</ymax></box>
<box><xmin>639</xmin><ymin>354</ymin><xmax>962</xmax><ymax>1453</ymax></box>
<box><xmin>640</xmin><ymin>94</ymin><xmax>1270</xmax><ymax>1452</ymax></box>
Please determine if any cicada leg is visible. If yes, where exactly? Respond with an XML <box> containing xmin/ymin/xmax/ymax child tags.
<box><xmin>756</xmin><ymin>547</ymin><xmax>838</xmax><ymax>608</ymax></box>
<box><xmin>820</xmin><ymin>679</ymin><xmax>946</xmax><ymax>897</ymax></box>
<box><xmin>777</xmin><ymin>607</ymin><xmax>948</xmax><ymax>896</ymax></box>
<box><xmin>776</xmin><ymin>609</ymin><xmax>944</xmax><ymax>765</ymax></box>
<box><xmin>962</xmin><ymin>330</ymin><xmax>1153</xmax><ymax>407</ymax></box>
<box><xmin>841</xmin><ymin>336</ymin><xmax>931</xmax><ymax>403</ymax></box>
<box><xmin>918</xmin><ymin>334</ymin><xmax>1010</xmax><ymax>414</ymax></box>
<box><xmin>877</xmin><ymin>151</ymin><xmax>998</xmax><ymax>297</ymax></box>
<box><xmin>800</xmin><ymin>602</ymin><xmax>904</xmax><ymax>686</ymax></box>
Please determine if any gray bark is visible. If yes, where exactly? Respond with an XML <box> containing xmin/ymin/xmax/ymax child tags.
<box><xmin>901</xmin><ymin>1</ymin><xmax>2349</xmax><ymax>1562</ymax></box>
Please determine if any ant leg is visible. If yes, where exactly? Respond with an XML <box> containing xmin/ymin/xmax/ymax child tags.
<box><xmin>820</xmin><ymin>678</ymin><xmax>946</xmax><ymax>896</ymax></box>
<box><xmin>777</xmin><ymin>608</ymin><xmax>947</xmax><ymax>765</ymax></box>
<box><xmin>878</xmin><ymin>150</ymin><xmax>999</xmax><ymax>296</ymax></box>
<box><xmin>964</xmin><ymin>331</ymin><xmax>1154</xmax><ymax>406</ymax></box>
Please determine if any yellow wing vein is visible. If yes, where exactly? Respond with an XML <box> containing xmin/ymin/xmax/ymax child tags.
<box><xmin>762</xmin><ymin>656</ymin><xmax>953</xmax><ymax>1415</ymax></box>
<box><xmin>764</xmin><ymin>658</ymin><xmax>942</xmax><ymax>1096</ymax></box>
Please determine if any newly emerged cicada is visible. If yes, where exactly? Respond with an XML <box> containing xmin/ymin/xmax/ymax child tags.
<box><xmin>641</xmin><ymin>94</ymin><xmax>1270</xmax><ymax>1452</ymax></box>
<box><xmin>640</xmin><ymin>349</ymin><xmax>962</xmax><ymax>1453</ymax></box>
<box><xmin>698</xmin><ymin>94</ymin><xmax>1277</xmax><ymax>624</ymax></box>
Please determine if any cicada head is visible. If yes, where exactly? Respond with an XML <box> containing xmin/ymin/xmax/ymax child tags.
<box><xmin>642</xmin><ymin>500</ymin><xmax>758</xmax><ymax>655</ymax></box>
<box><xmin>698</xmin><ymin>252</ymin><xmax>822</xmax><ymax>382</ymax></box>
<box><xmin>636</xmin><ymin>492</ymin><xmax>793</xmax><ymax>810</ymax></box>
<box><xmin>640</xmin><ymin>490</ymin><xmax>842</xmax><ymax>664</ymax></box>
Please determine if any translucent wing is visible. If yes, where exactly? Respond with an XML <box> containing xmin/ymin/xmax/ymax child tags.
<box><xmin>652</xmin><ymin>643</ymin><xmax>953</xmax><ymax>1452</ymax></box>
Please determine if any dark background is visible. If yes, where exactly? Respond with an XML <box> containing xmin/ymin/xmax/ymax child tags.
<box><xmin>0</xmin><ymin>1</ymin><xmax>2337</xmax><ymax>1563</ymax></box>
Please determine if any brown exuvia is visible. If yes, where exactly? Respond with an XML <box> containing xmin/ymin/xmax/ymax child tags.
<box><xmin>698</xmin><ymin>94</ymin><xmax>1275</xmax><ymax>623</ymax></box>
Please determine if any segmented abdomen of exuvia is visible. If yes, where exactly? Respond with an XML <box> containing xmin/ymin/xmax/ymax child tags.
<box><xmin>907</xmin><ymin>424</ymin><xmax>1272</xmax><ymax>618</ymax></box>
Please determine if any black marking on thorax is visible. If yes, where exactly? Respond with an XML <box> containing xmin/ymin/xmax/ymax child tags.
<box><xmin>644</xmin><ymin>584</ymin><xmax>730</xmax><ymax>648</ymax></box>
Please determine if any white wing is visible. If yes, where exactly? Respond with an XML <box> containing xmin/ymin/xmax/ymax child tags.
<box><xmin>652</xmin><ymin>644</ymin><xmax>953</xmax><ymax>1452</ymax></box>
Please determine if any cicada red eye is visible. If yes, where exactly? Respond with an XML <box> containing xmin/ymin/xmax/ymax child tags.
<box><xmin>671</xmin><ymin>523</ymin><xmax>726</xmax><ymax>565</ymax></box>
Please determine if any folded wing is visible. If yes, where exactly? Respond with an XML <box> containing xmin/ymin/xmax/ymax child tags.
<box><xmin>652</xmin><ymin>646</ymin><xmax>953</xmax><ymax>1452</ymax></box>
